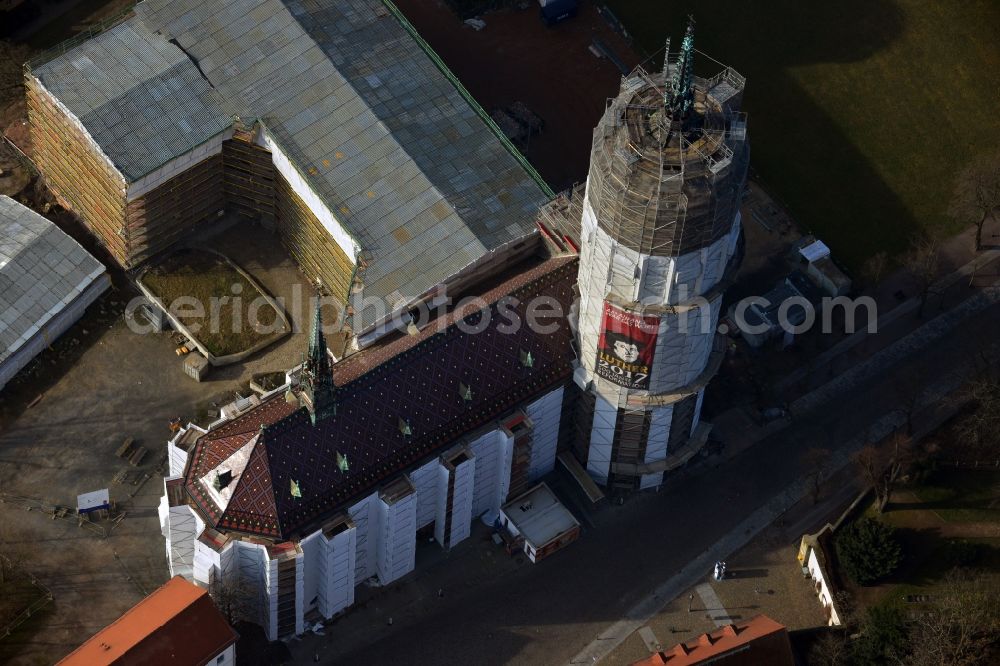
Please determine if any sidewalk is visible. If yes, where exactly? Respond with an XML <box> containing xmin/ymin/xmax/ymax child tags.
<box><xmin>777</xmin><ymin>241</ymin><xmax>1000</xmax><ymax>396</ymax></box>
<box><xmin>710</xmin><ymin>271</ymin><xmax>1000</xmax><ymax>459</ymax></box>
<box><xmin>603</xmin><ymin>467</ymin><xmax>860</xmax><ymax>665</ymax></box>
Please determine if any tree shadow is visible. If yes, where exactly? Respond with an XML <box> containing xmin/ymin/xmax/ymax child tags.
<box><xmin>605</xmin><ymin>0</ymin><xmax>916</xmax><ymax>270</ymax></box>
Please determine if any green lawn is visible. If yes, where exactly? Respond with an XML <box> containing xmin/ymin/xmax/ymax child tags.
<box><xmin>912</xmin><ymin>468</ymin><xmax>1000</xmax><ymax>523</ymax></box>
<box><xmin>605</xmin><ymin>0</ymin><xmax>1000</xmax><ymax>271</ymax></box>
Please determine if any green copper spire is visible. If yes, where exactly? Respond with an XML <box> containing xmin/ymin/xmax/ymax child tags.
<box><xmin>304</xmin><ymin>288</ymin><xmax>336</xmax><ymax>423</ymax></box>
<box><xmin>667</xmin><ymin>16</ymin><xmax>696</xmax><ymax>119</ymax></box>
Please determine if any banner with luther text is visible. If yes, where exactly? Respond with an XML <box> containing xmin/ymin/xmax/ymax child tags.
<box><xmin>595</xmin><ymin>301</ymin><xmax>659</xmax><ymax>390</ymax></box>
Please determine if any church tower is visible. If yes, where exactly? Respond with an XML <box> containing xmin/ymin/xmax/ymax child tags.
<box><xmin>573</xmin><ymin>18</ymin><xmax>749</xmax><ymax>490</ymax></box>
<box><xmin>301</xmin><ymin>294</ymin><xmax>337</xmax><ymax>423</ymax></box>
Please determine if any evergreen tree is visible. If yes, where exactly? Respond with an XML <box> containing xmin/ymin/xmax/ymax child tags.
<box><xmin>836</xmin><ymin>517</ymin><xmax>902</xmax><ymax>585</ymax></box>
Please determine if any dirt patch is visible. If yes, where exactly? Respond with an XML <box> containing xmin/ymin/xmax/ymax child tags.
<box><xmin>142</xmin><ymin>249</ymin><xmax>288</xmax><ymax>358</ymax></box>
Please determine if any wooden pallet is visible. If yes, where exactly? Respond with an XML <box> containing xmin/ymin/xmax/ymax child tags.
<box><xmin>116</xmin><ymin>437</ymin><xmax>134</xmax><ymax>458</ymax></box>
<box><xmin>128</xmin><ymin>446</ymin><xmax>148</xmax><ymax>467</ymax></box>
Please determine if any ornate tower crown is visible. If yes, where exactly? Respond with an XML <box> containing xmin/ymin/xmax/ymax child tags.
<box><xmin>665</xmin><ymin>15</ymin><xmax>697</xmax><ymax>122</ymax></box>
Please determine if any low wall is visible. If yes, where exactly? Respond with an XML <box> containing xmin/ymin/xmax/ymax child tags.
<box><xmin>136</xmin><ymin>249</ymin><xmax>290</xmax><ymax>366</ymax></box>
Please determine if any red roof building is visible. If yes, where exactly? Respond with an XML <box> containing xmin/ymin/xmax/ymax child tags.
<box><xmin>632</xmin><ymin>615</ymin><xmax>794</xmax><ymax>666</ymax></box>
<box><xmin>182</xmin><ymin>253</ymin><xmax>578</xmax><ymax>541</ymax></box>
<box><xmin>58</xmin><ymin>576</ymin><xmax>237</xmax><ymax>666</ymax></box>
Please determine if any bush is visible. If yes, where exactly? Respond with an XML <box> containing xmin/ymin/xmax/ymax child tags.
<box><xmin>836</xmin><ymin>517</ymin><xmax>902</xmax><ymax>585</ymax></box>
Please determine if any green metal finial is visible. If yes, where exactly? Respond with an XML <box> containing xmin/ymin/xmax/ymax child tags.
<box><xmin>667</xmin><ymin>15</ymin><xmax>696</xmax><ymax>119</ymax></box>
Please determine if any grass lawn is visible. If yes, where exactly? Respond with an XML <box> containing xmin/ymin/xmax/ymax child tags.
<box><xmin>911</xmin><ymin>468</ymin><xmax>1000</xmax><ymax>523</ymax></box>
<box><xmin>143</xmin><ymin>250</ymin><xmax>285</xmax><ymax>358</ymax></box>
<box><xmin>605</xmin><ymin>0</ymin><xmax>1000</xmax><ymax>271</ymax></box>
<box><xmin>846</xmin><ymin>468</ymin><xmax>1000</xmax><ymax>611</ymax></box>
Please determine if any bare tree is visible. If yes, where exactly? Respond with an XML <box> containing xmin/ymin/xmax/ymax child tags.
<box><xmin>894</xmin><ymin>366</ymin><xmax>929</xmax><ymax>436</ymax></box>
<box><xmin>801</xmin><ymin>447</ymin><xmax>831</xmax><ymax>505</ymax></box>
<box><xmin>208</xmin><ymin>569</ymin><xmax>256</xmax><ymax>626</ymax></box>
<box><xmin>832</xmin><ymin>589</ymin><xmax>858</xmax><ymax>627</ymax></box>
<box><xmin>954</xmin><ymin>378</ymin><xmax>1000</xmax><ymax>457</ymax></box>
<box><xmin>908</xmin><ymin>569</ymin><xmax>1000</xmax><ymax>666</ymax></box>
<box><xmin>854</xmin><ymin>432</ymin><xmax>911</xmax><ymax>514</ymax></box>
<box><xmin>862</xmin><ymin>250</ymin><xmax>889</xmax><ymax>288</ymax></box>
<box><xmin>808</xmin><ymin>630</ymin><xmax>851</xmax><ymax>666</ymax></box>
<box><xmin>949</xmin><ymin>149</ymin><xmax>1000</xmax><ymax>252</ymax></box>
<box><xmin>904</xmin><ymin>233</ymin><xmax>943</xmax><ymax>318</ymax></box>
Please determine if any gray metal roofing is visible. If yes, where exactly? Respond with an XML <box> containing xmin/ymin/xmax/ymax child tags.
<box><xmin>33</xmin><ymin>0</ymin><xmax>548</xmax><ymax>303</ymax></box>
<box><xmin>32</xmin><ymin>17</ymin><xmax>233</xmax><ymax>182</ymax></box>
<box><xmin>133</xmin><ymin>0</ymin><xmax>549</xmax><ymax>302</ymax></box>
<box><xmin>0</xmin><ymin>196</ymin><xmax>106</xmax><ymax>364</ymax></box>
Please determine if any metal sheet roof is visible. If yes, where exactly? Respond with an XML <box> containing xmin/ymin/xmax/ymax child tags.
<box><xmin>134</xmin><ymin>0</ymin><xmax>549</xmax><ymax>303</ymax></box>
<box><xmin>0</xmin><ymin>196</ymin><xmax>107</xmax><ymax>365</ymax></box>
<box><xmin>35</xmin><ymin>0</ymin><xmax>550</xmax><ymax>303</ymax></box>
<box><xmin>501</xmin><ymin>482</ymin><xmax>580</xmax><ymax>548</ymax></box>
<box><xmin>32</xmin><ymin>17</ymin><xmax>233</xmax><ymax>182</ymax></box>
<box><xmin>799</xmin><ymin>239</ymin><xmax>831</xmax><ymax>263</ymax></box>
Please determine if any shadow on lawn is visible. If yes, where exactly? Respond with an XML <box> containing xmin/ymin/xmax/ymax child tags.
<box><xmin>608</xmin><ymin>0</ymin><xmax>917</xmax><ymax>269</ymax></box>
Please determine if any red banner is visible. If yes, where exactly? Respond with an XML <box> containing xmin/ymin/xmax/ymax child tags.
<box><xmin>595</xmin><ymin>301</ymin><xmax>659</xmax><ymax>390</ymax></box>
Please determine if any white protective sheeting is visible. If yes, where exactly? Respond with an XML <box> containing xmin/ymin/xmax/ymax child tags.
<box><xmin>376</xmin><ymin>491</ymin><xmax>417</xmax><ymax>585</ymax></box>
<box><xmin>126</xmin><ymin>129</ymin><xmax>231</xmax><ymax>200</ymax></box>
<box><xmin>586</xmin><ymin>394</ymin><xmax>617</xmax><ymax>483</ymax></box>
<box><xmin>319</xmin><ymin>525</ymin><xmax>356</xmax><ymax>618</ymax></box>
<box><xmin>468</xmin><ymin>429</ymin><xmax>512</xmax><ymax>520</ymax></box>
<box><xmin>348</xmin><ymin>493</ymin><xmax>378</xmax><ymax>582</ymax></box>
<box><xmin>525</xmin><ymin>386</ymin><xmax>563</xmax><ymax>482</ymax></box>
<box><xmin>410</xmin><ymin>458</ymin><xmax>441</xmax><ymax>530</ymax></box>
<box><xmin>0</xmin><ymin>195</ymin><xmax>109</xmax><ymax>389</ymax></box>
<box><xmin>640</xmin><ymin>405</ymin><xmax>673</xmax><ymax>489</ymax></box>
<box><xmin>300</xmin><ymin>532</ymin><xmax>322</xmax><ymax>615</ymax></box>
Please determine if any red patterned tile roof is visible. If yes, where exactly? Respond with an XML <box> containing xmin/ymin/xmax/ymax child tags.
<box><xmin>185</xmin><ymin>256</ymin><xmax>578</xmax><ymax>539</ymax></box>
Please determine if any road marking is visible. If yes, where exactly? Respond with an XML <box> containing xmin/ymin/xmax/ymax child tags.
<box><xmin>637</xmin><ymin>626</ymin><xmax>660</xmax><ymax>653</ymax></box>
<box><xmin>695</xmin><ymin>583</ymin><xmax>728</xmax><ymax>627</ymax></box>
